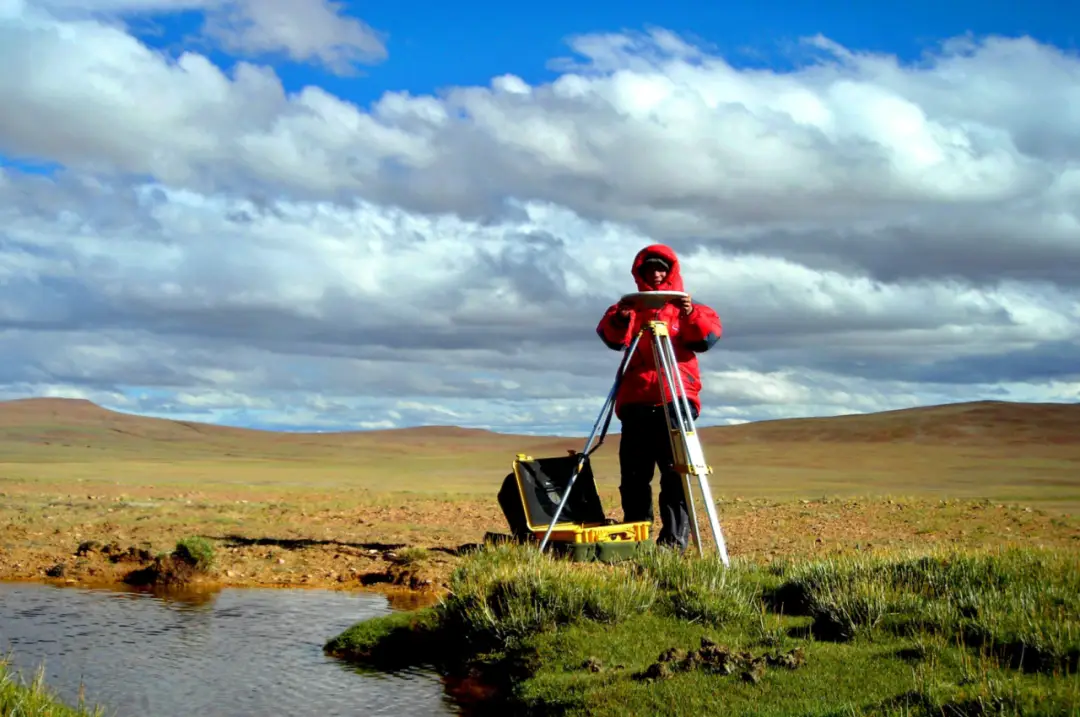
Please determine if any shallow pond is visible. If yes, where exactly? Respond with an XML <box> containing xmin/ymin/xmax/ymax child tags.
<box><xmin>0</xmin><ymin>581</ymin><xmax>460</xmax><ymax>716</ymax></box>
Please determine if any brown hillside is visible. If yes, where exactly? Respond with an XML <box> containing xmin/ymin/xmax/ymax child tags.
<box><xmin>1</xmin><ymin>397</ymin><xmax>1078</xmax><ymax>453</ymax></box>
<box><xmin>0</xmin><ymin>397</ymin><xmax>274</xmax><ymax>445</ymax></box>
<box><xmin>0</xmin><ymin>398</ymin><xmax>513</xmax><ymax>441</ymax></box>
<box><xmin>702</xmin><ymin>400</ymin><xmax>1080</xmax><ymax>446</ymax></box>
<box><xmin>0</xmin><ymin>397</ymin><xmax>578</xmax><ymax>458</ymax></box>
<box><xmin>0</xmin><ymin>397</ymin><xmax>256</xmax><ymax>432</ymax></box>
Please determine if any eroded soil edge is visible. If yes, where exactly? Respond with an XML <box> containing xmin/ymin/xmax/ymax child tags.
<box><xmin>3</xmin><ymin>491</ymin><xmax>1077</xmax><ymax>602</ymax></box>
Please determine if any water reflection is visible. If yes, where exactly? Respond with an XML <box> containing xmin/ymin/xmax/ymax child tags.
<box><xmin>0</xmin><ymin>582</ymin><xmax>459</xmax><ymax>717</ymax></box>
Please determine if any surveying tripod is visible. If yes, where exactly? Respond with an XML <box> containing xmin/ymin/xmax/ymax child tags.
<box><xmin>538</xmin><ymin>304</ymin><xmax>731</xmax><ymax>566</ymax></box>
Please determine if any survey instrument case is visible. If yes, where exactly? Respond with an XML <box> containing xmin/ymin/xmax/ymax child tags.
<box><xmin>498</xmin><ymin>452</ymin><xmax>651</xmax><ymax>561</ymax></box>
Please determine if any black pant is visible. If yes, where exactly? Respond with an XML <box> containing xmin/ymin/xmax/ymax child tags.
<box><xmin>617</xmin><ymin>402</ymin><xmax>699</xmax><ymax>550</ymax></box>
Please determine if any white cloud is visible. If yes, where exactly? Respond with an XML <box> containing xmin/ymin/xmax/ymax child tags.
<box><xmin>25</xmin><ymin>0</ymin><xmax>387</xmax><ymax>74</ymax></box>
<box><xmin>0</xmin><ymin>9</ymin><xmax>1078</xmax><ymax>433</ymax></box>
<box><xmin>201</xmin><ymin>0</ymin><xmax>387</xmax><ymax>73</ymax></box>
<box><xmin>1</xmin><ymin>178</ymin><xmax>1077</xmax><ymax>433</ymax></box>
<box><xmin>4</xmin><ymin>9</ymin><xmax>1077</xmax><ymax>231</ymax></box>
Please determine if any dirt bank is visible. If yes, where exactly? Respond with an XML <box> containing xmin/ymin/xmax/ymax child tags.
<box><xmin>0</xmin><ymin>489</ymin><xmax>484</xmax><ymax>599</ymax></box>
<box><xmin>3</xmin><ymin>481</ymin><xmax>1077</xmax><ymax>600</ymax></box>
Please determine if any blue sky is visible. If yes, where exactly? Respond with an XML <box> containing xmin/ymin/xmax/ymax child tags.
<box><xmin>2</xmin><ymin>0</ymin><xmax>1079</xmax><ymax>434</ymax></box>
<box><xmin>125</xmin><ymin>0</ymin><xmax>1077</xmax><ymax>110</ymax></box>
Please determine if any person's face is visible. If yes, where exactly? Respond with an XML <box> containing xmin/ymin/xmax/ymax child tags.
<box><xmin>644</xmin><ymin>266</ymin><xmax>667</xmax><ymax>288</ymax></box>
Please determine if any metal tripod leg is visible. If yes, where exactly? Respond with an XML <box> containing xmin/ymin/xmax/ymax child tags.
<box><xmin>538</xmin><ymin>331</ymin><xmax>643</xmax><ymax>553</ymax></box>
<box><xmin>647</xmin><ymin>325</ymin><xmax>703</xmax><ymax>556</ymax></box>
<box><xmin>647</xmin><ymin>321</ymin><xmax>731</xmax><ymax>566</ymax></box>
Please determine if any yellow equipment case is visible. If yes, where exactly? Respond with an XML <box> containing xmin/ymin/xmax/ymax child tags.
<box><xmin>497</xmin><ymin>451</ymin><xmax>652</xmax><ymax>562</ymax></box>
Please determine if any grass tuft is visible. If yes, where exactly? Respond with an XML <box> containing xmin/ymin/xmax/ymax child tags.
<box><xmin>123</xmin><ymin>536</ymin><xmax>217</xmax><ymax>587</ymax></box>
<box><xmin>434</xmin><ymin>543</ymin><xmax>657</xmax><ymax>646</ymax></box>
<box><xmin>631</xmin><ymin>545</ymin><xmax>759</xmax><ymax>626</ymax></box>
<box><xmin>768</xmin><ymin>546</ymin><xmax>1080</xmax><ymax>673</ymax></box>
<box><xmin>391</xmin><ymin>547</ymin><xmax>430</xmax><ymax>566</ymax></box>
<box><xmin>324</xmin><ymin>609</ymin><xmax>442</xmax><ymax>671</ymax></box>
<box><xmin>0</xmin><ymin>656</ymin><xmax>104</xmax><ymax>717</ymax></box>
<box><xmin>173</xmin><ymin>536</ymin><xmax>215</xmax><ymax>571</ymax></box>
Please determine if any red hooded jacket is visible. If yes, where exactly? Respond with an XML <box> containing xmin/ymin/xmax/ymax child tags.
<box><xmin>596</xmin><ymin>244</ymin><xmax>723</xmax><ymax>418</ymax></box>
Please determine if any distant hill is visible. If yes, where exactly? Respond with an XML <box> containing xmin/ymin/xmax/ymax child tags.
<box><xmin>0</xmin><ymin>397</ymin><xmax>500</xmax><ymax>440</ymax></box>
<box><xmin>0</xmin><ymin>397</ymin><xmax>1078</xmax><ymax>457</ymax></box>
<box><xmin>701</xmin><ymin>400</ymin><xmax>1080</xmax><ymax>446</ymax></box>
<box><xmin>0</xmin><ymin>397</ymin><xmax>574</xmax><ymax>459</ymax></box>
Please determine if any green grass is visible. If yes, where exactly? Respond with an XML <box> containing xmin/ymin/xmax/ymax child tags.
<box><xmin>325</xmin><ymin>543</ymin><xmax>1080</xmax><ymax>716</ymax></box>
<box><xmin>174</xmin><ymin>536</ymin><xmax>216</xmax><ymax>571</ymax></box>
<box><xmin>0</xmin><ymin>658</ymin><xmax>102</xmax><ymax>717</ymax></box>
<box><xmin>765</xmin><ymin>549</ymin><xmax>1080</xmax><ymax>674</ymax></box>
<box><xmin>391</xmin><ymin>547</ymin><xmax>432</xmax><ymax>566</ymax></box>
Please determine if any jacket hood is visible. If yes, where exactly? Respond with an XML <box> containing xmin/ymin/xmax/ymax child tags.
<box><xmin>631</xmin><ymin>243</ymin><xmax>684</xmax><ymax>292</ymax></box>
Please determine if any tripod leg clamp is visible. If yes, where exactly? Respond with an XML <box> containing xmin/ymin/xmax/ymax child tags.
<box><xmin>674</xmin><ymin>463</ymin><xmax>713</xmax><ymax>476</ymax></box>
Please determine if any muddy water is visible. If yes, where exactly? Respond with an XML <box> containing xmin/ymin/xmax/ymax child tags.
<box><xmin>0</xmin><ymin>582</ymin><xmax>459</xmax><ymax>716</ymax></box>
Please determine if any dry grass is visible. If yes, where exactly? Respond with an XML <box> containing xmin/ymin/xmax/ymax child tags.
<box><xmin>2</xmin><ymin>398</ymin><xmax>1077</xmax><ymax>507</ymax></box>
<box><xmin>0</xmin><ymin>397</ymin><xmax>1077</xmax><ymax>595</ymax></box>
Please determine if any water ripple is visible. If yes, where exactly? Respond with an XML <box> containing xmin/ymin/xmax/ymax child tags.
<box><xmin>0</xmin><ymin>583</ymin><xmax>459</xmax><ymax>717</ymax></box>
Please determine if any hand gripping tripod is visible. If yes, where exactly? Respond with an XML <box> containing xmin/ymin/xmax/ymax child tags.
<box><xmin>538</xmin><ymin>306</ymin><xmax>731</xmax><ymax>566</ymax></box>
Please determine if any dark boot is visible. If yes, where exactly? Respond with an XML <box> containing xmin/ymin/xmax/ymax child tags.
<box><xmin>655</xmin><ymin>401</ymin><xmax>699</xmax><ymax>551</ymax></box>
<box><xmin>656</xmin><ymin>467</ymin><xmax>690</xmax><ymax>550</ymax></box>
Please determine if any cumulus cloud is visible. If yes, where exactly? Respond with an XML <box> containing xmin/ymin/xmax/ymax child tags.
<box><xmin>199</xmin><ymin>0</ymin><xmax>388</xmax><ymax>73</ymax></box>
<box><xmin>2</xmin><ymin>172</ymin><xmax>1077</xmax><ymax>432</ymax></box>
<box><xmin>21</xmin><ymin>0</ymin><xmax>387</xmax><ymax>74</ymax></box>
<box><xmin>2</xmin><ymin>11</ymin><xmax>1078</xmax><ymax>267</ymax></box>
<box><xmin>0</xmin><ymin>6</ymin><xmax>1077</xmax><ymax>433</ymax></box>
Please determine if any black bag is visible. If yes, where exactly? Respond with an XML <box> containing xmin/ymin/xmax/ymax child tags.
<box><xmin>498</xmin><ymin>453</ymin><xmax>608</xmax><ymax>541</ymax></box>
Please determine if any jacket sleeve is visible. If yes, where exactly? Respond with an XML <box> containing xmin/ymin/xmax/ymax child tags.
<box><xmin>596</xmin><ymin>304</ymin><xmax>632</xmax><ymax>350</ymax></box>
<box><xmin>679</xmin><ymin>302</ymin><xmax>722</xmax><ymax>352</ymax></box>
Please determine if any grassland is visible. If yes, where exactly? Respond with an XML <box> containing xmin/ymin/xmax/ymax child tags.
<box><xmin>0</xmin><ymin>397</ymin><xmax>1078</xmax><ymax>596</ymax></box>
<box><xmin>326</xmin><ymin>542</ymin><xmax>1080</xmax><ymax>716</ymax></box>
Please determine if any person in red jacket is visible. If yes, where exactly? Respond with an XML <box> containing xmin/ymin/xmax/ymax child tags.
<box><xmin>595</xmin><ymin>244</ymin><xmax>723</xmax><ymax>551</ymax></box>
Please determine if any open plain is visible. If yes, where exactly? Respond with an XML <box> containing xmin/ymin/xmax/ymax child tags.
<box><xmin>1</xmin><ymin>397</ymin><xmax>1078</xmax><ymax>599</ymax></box>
